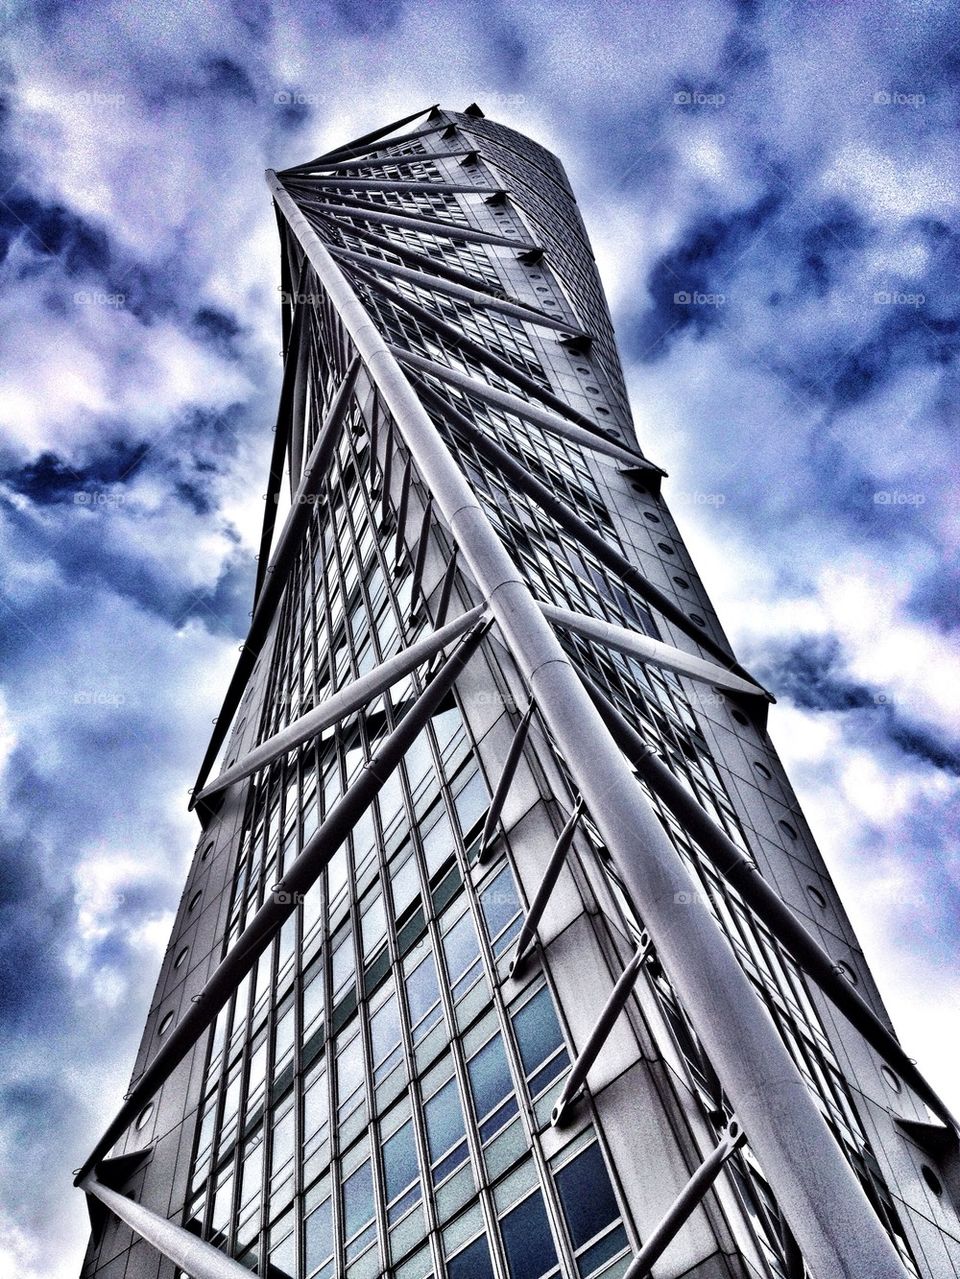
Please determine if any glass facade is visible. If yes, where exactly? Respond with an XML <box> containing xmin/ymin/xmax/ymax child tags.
<box><xmin>80</xmin><ymin>105</ymin><xmax>959</xmax><ymax>1279</ymax></box>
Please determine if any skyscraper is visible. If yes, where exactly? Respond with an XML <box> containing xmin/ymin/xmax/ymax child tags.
<box><xmin>76</xmin><ymin>104</ymin><xmax>959</xmax><ymax>1279</ymax></box>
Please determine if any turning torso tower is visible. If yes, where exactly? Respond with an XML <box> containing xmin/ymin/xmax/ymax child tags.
<box><xmin>77</xmin><ymin>104</ymin><xmax>959</xmax><ymax>1279</ymax></box>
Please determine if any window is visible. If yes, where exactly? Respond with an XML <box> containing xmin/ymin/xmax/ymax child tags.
<box><xmin>331</xmin><ymin>929</ymin><xmax>356</xmax><ymax>1004</ymax></box>
<box><xmin>424</xmin><ymin>1076</ymin><xmax>469</xmax><ymax>1184</ymax></box>
<box><xmin>305</xmin><ymin>1194</ymin><xmax>333</xmax><ymax>1278</ymax></box>
<box><xmin>174</xmin><ymin>946</ymin><xmax>189</xmax><ymax>969</ymax></box>
<box><xmin>336</xmin><ymin>1033</ymin><xmax>365</xmax><ymax>1121</ymax></box>
<box><xmin>188</xmin><ymin>890</ymin><xmax>202</xmax><ymax>913</ymax></box>
<box><xmin>392</xmin><ymin>850</ymin><xmax>422</xmax><ymax>917</ymax></box>
<box><xmin>554</xmin><ymin>1142</ymin><xmax>627</xmax><ymax>1277</ymax></box>
<box><xmin>511</xmin><ymin>986</ymin><xmax>568</xmax><ymax>1098</ymax></box>
<box><xmin>158</xmin><ymin>1010</ymin><xmax>174</xmax><ymax>1037</ymax></box>
<box><xmin>441</xmin><ymin>908</ymin><xmax>484</xmax><ymax>1001</ymax></box>
<box><xmin>500</xmin><ymin>1190</ymin><xmax>559</xmax><ymax>1279</ymax></box>
<box><xmin>342</xmin><ymin>1159</ymin><xmax>376</xmax><ymax>1258</ymax></box>
<box><xmin>370</xmin><ymin>991</ymin><xmax>404</xmax><ymax>1085</ymax></box>
<box><xmin>361</xmin><ymin>891</ymin><xmax>388</xmax><ymax>960</ymax></box>
<box><xmin>466</xmin><ymin>1033</ymin><xmax>518</xmax><ymax>1142</ymax></box>
<box><xmin>405</xmin><ymin>950</ymin><xmax>444</xmax><ymax>1043</ymax></box>
<box><xmin>447</xmin><ymin>1232</ymin><xmax>495</xmax><ymax>1279</ymax></box>
<box><xmin>422</xmin><ymin>807</ymin><xmax>454</xmax><ymax>876</ymax></box>
<box><xmin>479</xmin><ymin>867</ymin><xmax>522</xmax><ymax>956</ymax></box>
<box><xmin>269</xmin><ymin>1210</ymin><xmax>296</xmax><ymax>1279</ymax></box>
<box><xmin>453</xmin><ymin>769</ymin><xmax>489</xmax><ymax>841</ymax></box>
<box><xmin>383</xmin><ymin>1118</ymin><xmax>422</xmax><ymax>1223</ymax></box>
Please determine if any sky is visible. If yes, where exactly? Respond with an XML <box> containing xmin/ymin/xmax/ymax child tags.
<box><xmin>0</xmin><ymin>1</ymin><xmax>958</xmax><ymax>1275</ymax></box>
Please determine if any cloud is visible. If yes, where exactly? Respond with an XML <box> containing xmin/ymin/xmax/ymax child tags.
<box><xmin>0</xmin><ymin>1</ymin><xmax>957</xmax><ymax>1275</ymax></box>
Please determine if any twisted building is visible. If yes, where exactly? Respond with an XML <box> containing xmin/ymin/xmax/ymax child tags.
<box><xmin>77</xmin><ymin>104</ymin><xmax>960</xmax><ymax>1279</ymax></box>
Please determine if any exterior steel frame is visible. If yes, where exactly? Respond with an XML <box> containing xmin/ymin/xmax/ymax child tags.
<box><xmin>76</xmin><ymin>616</ymin><xmax>490</xmax><ymax>1182</ymax></box>
<box><xmin>267</xmin><ymin>167</ymin><xmax>909</xmax><ymax>1279</ymax></box>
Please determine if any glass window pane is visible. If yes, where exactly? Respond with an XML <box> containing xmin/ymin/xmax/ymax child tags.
<box><xmin>392</xmin><ymin>853</ymin><xmax>421</xmax><ymax>916</ymax></box>
<box><xmin>272</xmin><ymin>1108</ymin><xmax>295</xmax><ymax>1175</ymax></box>
<box><xmin>384</xmin><ymin>1119</ymin><xmax>420</xmax><ymax>1203</ymax></box>
<box><xmin>479</xmin><ymin>867</ymin><xmax>521</xmax><ymax>954</ymax></box>
<box><xmin>361</xmin><ymin>893</ymin><xmax>387</xmax><ymax>958</ymax></box>
<box><xmin>555</xmin><ymin>1143</ymin><xmax>621</xmax><ymax>1252</ymax></box>
<box><xmin>442</xmin><ymin>911</ymin><xmax>482</xmax><ymax>994</ymax></box>
<box><xmin>337</xmin><ymin>1035</ymin><xmax>364</xmax><ymax>1116</ymax></box>
<box><xmin>501</xmin><ymin>1190</ymin><xmax>558</xmax><ymax>1279</ymax></box>
<box><xmin>269</xmin><ymin>1213</ymin><xmax>296</xmax><ymax>1279</ymax></box>
<box><xmin>454</xmin><ymin>770</ymin><xmax>488</xmax><ymax>838</ymax></box>
<box><xmin>370</xmin><ymin>994</ymin><xmax>403</xmax><ymax>1082</ymax></box>
<box><xmin>422</xmin><ymin>810</ymin><xmax>454</xmax><ymax>876</ymax></box>
<box><xmin>467</xmin><ymin>1035</ymin><xmax>512</xmax><ymax>1119</ymax></box>
<box><xmin>425</xmin><ymin>1076</ymin><xmax>466</xmax><ymax>1170</ymax></box>
<box><xmin>512</xmin><ymin>988</ymin><xmax>567</xmax><ymax>1083</ymax></box>
<box><xmin>406</xmin><ymin>952</ymin><xmax>442</xmax><ymax>1041</ymax></box>
<box><xmin>306</xmin><ymin>1196</ymin><xmax>333</xmax><ymax>1273</ymax></box>
<box><xmin>332</xmin><ymin>930</ymin><xmax>355</xmax><ymax>999</ymax></box>
<box><xmin>343</xmin><ymin>1159</ymin><xmax>374</xmax><ymax>1240</ymax></box>
<box><xmin>448</xmin><ymin>1234</ymin><xmax>495</xmax><ymax>1279</ymax></box>
<box><xmin>328</xmin><ymin>844</ymin><xmax>348</xmax><ymax>901</ymax></box>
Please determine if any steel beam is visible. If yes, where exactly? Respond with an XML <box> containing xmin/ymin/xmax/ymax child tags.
<box><xmin>287</xmin><ymin>281</ymin><xmax>311</xmax><ymax>496</ymax></box>
<box><xmin>305</xmin><ymin>176</ymin><xmax>499</xmax><ymax>195</ymax></box>
<box><xmin>292</xmin><ymin>104</ymin><xmax>439</xmax><ymax>168</ymax></box>
<box><xmin>478</xmin><ymin>701</ymin><xmax>536</xmax><ymax>862</ymax></box>
<box><xmin>416</xmin><ymin>377</ymin><xmax>756</xmax><ymax>685</ymax></box>
<box><xmin>316</xmin><ymin>215</ymin><xmax>532</xmax><ymax>306</ymax></box>
<box><xmin>195</xmin><ymin>605</ymin><xmax>485</xmax><ymax>803</ymax></box>
<box><xmin>191</xmin><ymin>357</ymin><xmax>361</xmax><ymax>799</ymax></box>
<box><xmin>584</xmin><ymin>675</ymin><xmax>958</xmax><ymax>1132</ymax></box>
<box><xmin>541</xmin><ymin>602</ymin><xmax>770</xmax><ymax>700</ymax></box>
<box><xmin>311</xmin><ymin>148</ymin><xmax>478</xmax><ymax>173</ymax></box>
<box><xmin>267</xmin><ymin>172</ymin><xmax>909</xmax><ymax>1277</ymax></box>
<box><xmin>289</xmin><ymin>121</ymin><xmax>454</xmax><ymax>171</ymax></box>
<box><xmin>622</xmin><ymin>1119</ymin><xmax>747</xmax><ymax>1279</ymax></box>
<box><xmin>253</xmin><ymin>257</ymin><xmax>311</xmax><ymax>604</ymax></box>
<box><xmin>76</xmin><ymin>615</ymin><xmax>490</xmax><ymax>1183</ymax></box>
<box><xmin>330</xmin><ymin>243</ymin><xmax>579</xmax><ymax>333</ymax></box>
<box><xmin>551</xmin><ymin>936</ymin><xmax>651</xmax><ymax>1126</ymax></box>
<box><xmin>394</xmin><ymin>347</ymin><xmax>654</xmax><ymax>467</ymax></box>
<box><xmin>296</xmin><ymin>193</ymin><xmax>532</xmax><ymax>248</ymax></box>
<box><xmin>509</xmin><ymin>798</ymin><xmax>584</xmax><ymax>975</ymax></box>
<box><xmin>81</xmin><ymin>1173</ymin><xmax>255</xmax><ymax>1279</ymax></box>
<box><xmin>356</xmin><ymin>271</ymin><xmax>608</xmax><ymax>438</ymax></box>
